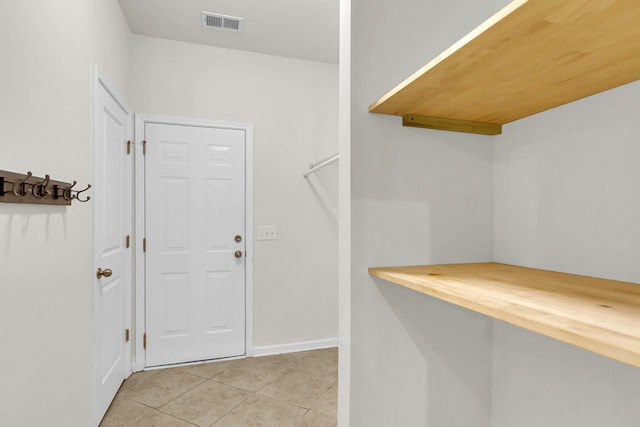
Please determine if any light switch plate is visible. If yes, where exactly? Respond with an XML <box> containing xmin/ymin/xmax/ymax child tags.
<box><xmin>257</xmin><ymin>225</ymin><xmax>277</xmax><ymax>240</ymax></box>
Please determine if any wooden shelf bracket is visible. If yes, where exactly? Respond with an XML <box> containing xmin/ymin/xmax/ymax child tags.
<box><xmin>402</xmin><ymin>114</ymin><xmax>502</xmax><ymax>135</ymax></box>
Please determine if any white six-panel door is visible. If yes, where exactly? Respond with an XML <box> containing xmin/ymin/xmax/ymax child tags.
<box><xmin>144</xmin><ymin>123</ymin><xmax>246</xmax><ymax>367</ymax></box>
<box><xmin>94</xmin><ymin>77</ymin><xmax>131</xmax><ymax>425</ymax></box>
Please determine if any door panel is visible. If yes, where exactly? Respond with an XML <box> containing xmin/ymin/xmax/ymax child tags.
<box><xmin>145</xmin><ymin>123</ymin><xmax>246</xmax><ymax>367</ymax></box>
<box><xmin>94</xmin><ymin>81</ymin><xmax>130</xmax><ymax>425</ymax></box>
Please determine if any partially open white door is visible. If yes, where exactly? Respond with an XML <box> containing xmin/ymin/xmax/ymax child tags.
<box><xmin>144</xmin><ymin>122</ymin><xmax>247</xmax><ymax>367</ymax></box>
<box><xmin>94</xmin><ymin>76</ymin><xmax>131</xmax><ymax>425</ymax></box>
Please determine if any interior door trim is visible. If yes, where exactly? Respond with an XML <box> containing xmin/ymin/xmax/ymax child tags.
<box><xmin>133</xmin><ymin>114</ymin><xmax>254</xmax><ymax>371</ymax></box>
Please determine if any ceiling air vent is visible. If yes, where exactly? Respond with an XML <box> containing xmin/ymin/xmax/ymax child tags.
<box><xmin>202</xmin><ymin>12</ymin><xmax>244</xmax><ymax>32</ymax></box>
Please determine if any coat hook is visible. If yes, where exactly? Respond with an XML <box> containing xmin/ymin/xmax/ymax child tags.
<box><xmin>52</xmin><ymin>184</ymin><xmax>62</xmax><ymax>200</ymax></box>
<box><xmin>63</xmin><ymin>181</ymin><xmax>77</xmax><ymax>201</ymax></box>
<box><xmin>32</xmin><ymin>174</ymin><xmax>51</xmax><ymax>198</ymax></box>
<box><xmin>73</xmin><ymin>184</ymin><xmax>92</xmax><ymax>202</ymax></box>
<box><xmin>12</xmin><ymin>171</ymin><xmax>32</xmax><ymax>197</ymax></box>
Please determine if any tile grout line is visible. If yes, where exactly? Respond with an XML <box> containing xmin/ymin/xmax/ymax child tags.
<box><xmin>154</xmin><ymin>376</ymin><xmax>257</xmax><ymax>425</ymax></box>
<box><xmin>154</xmin><ymin>373</ymin><xmax>208</xmax><ymax>408</ymax></box>
<box><xmin>112</xmin><ymin>397</ymin><xmax>199</xmax><ymax>426</ymax></box>
<box><xmin>206</xmin><ymin>363</ymin><xmax>294</xmax><ymax>425</ymax></box>
<box><xmin>208</xmin><ymin>391</ymin><xmax>257</xmax><ymax>426</ymax></box>
<box><xmin>119</xmin><ymin>372</ymin><xmax>207</xmax><ymax>416</ymax></box>
<box><xmin>295</xmin><ymin>408</ymin><xmax>313</xmax><ymax>427</ymax></box>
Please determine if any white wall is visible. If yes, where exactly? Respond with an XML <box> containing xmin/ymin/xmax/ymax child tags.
<box><xmin>0</xmin><ymin>1</ymin><xmax>131</xmax><ymax>425</ymax></box>
<box><xmin>349</xmin><ymin>0</ymin><xmax>503</xmax><ymax>425</ymax></box>
<box><xmin>131</xmin><ymin>35</ymin><xmax>339</xmax><ymax>350</ymax></box>
<box><xmin>492</xmin><ymin>81</ymin><xmax>640</xmax><ymax>426</ymax></box>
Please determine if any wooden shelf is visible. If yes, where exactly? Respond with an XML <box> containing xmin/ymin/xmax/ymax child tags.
<box><xmin>369</xmin><ymin>0</ymin><xmax>640</xmax><ymax>135</ymax></box>
<box><xmin>369</xmin><ymin>263</ymin><xmax>640</xmax><ymax>368</ymax></box>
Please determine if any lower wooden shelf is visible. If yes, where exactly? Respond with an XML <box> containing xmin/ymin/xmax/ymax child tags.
<box><xmin>368</xmin><ymin>263</ymin><xmax>640</xmax><ymax>368</ymax></box>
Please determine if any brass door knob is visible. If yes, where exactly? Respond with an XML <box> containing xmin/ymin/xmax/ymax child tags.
<box><xmin>234</xmin><ymin>250</ymin><xmax>243</xmax><ymax>258</ymax></box>
<box><xmin>97</xmin><ymin>268</ymin><xmax>113</xmax><ymax>279</ymax></box>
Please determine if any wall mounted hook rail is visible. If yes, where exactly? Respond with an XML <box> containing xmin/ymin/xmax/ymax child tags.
<box><xmin>0</xmin><ymin>169</ymin><xmax>91</xmax><ymax>206</ymax></box>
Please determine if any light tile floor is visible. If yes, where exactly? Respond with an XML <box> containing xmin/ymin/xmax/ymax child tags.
<box><xmin>100</xmin><ymin>348</ymin><xmax>338</xmax><ymax>427</ymax></box>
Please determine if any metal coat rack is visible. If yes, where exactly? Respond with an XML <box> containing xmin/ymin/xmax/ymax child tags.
<box><xmin>0</xmin><ymin>169</ymin><xmax>91</xmax><ymax>206</ymax></box>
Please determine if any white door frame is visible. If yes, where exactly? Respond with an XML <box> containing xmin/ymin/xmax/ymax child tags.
<box><xmin>93</xmin><ymin>67</ymin><xmax>133</xmax><ymax>423</ymax></box>
<box><xmin>134</xmin><ymin>114</ymin><xmax>254</xmax><ymax>371</ymax></box>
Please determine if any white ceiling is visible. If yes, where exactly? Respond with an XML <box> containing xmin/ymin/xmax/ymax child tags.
<box><xmin>117</xmin><ymin>0</ymin><xmax>339</xmax><ymax>64</ymax></box>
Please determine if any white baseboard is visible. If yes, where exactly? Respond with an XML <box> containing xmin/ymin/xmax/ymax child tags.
<box><xmin>253</xmin><ymin>338</ymin><xmax>338</xmax><ymax>357</ymax></box>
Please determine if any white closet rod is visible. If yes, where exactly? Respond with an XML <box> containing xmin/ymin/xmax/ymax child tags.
<box><xmin>304</xmin><ymin>152</ymin><xmax>340</xmax><ymax>178</ymax></box>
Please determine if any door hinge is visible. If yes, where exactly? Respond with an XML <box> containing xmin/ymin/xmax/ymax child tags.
<box><xmin>126</xmin><ymin>140</ymin><xmax>132</xmax><ymax>155</ymax></box>
<box><xmin>125</xmin><ymin>329</ymin><xmax>130</xmax><ymax>342</ymax></box>
<box><xmin>126</xmin><ymin>235</ymin><xmax>130</xmax><ymax>248</ymax></box>
<box><xmin>143</xmin><ymin>237</ymin><xmax>147</xmax><ymax>252</ymax></box>
<box><xmin>142</xmin><ymin>140</ymin><xmax>147</xmax><ymax>156</ymax></box>
<box><xmin>143</xmin><ymin>333</ymin><xmax>147</xmax><ymax>349</ymax></box>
